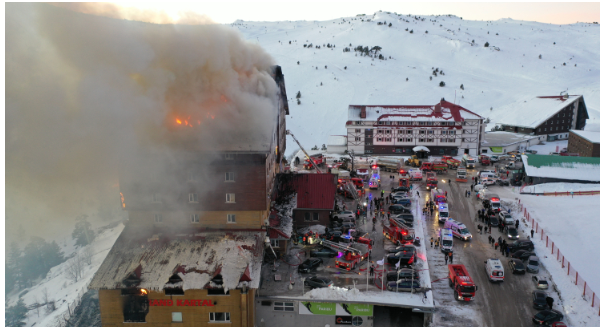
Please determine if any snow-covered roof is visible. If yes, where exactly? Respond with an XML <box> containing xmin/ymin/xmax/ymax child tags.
<box><xmin>327</xmin><ymin>135</ymin><xmax>348</xmax><ymax>146</ymax></box>
<box><xmin>492</xmin><ymin>95</ymin><xmax>582</xmax><ymax>129</ymax></box>
<box><xmin>347</xmin><ymin>101</ymin><xmax>482</xmax><ymax>123</ymax></box>
<box><xmin>482</xmin><ymin>131</ymin><xmax>539</xmax><ymax>147</ymax></box>
<box><xmin>522</xmin><ymin>154</ymin><xmax>600</xmax><ymax>182</ymax></box>
<box><xmin>413</xmin><ymin>146</ymin><xmax>430</xmax><ymax>152</ymax></box>
<box><xmin>89</xmin><ymin>228</ymin><xmax>265</xmax><ymax>292</ymax></box>
<box><xmin>269</xmin><ymin>196</ymin><xmax>297</xmax><ymax>239</ymax></box>
<box><xmin>570</xmin><ymin>129</ymin><xmax>600</xmax><ymax>144</ymax></box>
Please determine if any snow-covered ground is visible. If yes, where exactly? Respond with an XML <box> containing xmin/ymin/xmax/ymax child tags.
<box><xmin>522</xmin><ymin>182</ymin><xmax>600</xmax><ymax>194</ymax></box>
<box><xmin>6</xmin><ymin>222</ymin><xmax>125</xmax><ymax>327</ymax></box>
<box><xmin>528</xmin><ymin>140</ymin><xmax>569</xmax><ymax>155</ymax></box>
<box><xmin>232</xmin><ymin>13</ymin><xmax>600</xmax><ymax>156</ymax></box>
<box><xmin>492</xmin><ymin>186</ymin><xmax>600</xmax><ymax>325</ymax></box>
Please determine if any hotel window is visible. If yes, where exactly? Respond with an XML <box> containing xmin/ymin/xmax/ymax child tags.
<box><xmin>355</xmin><ymin>137</ymin><xmax>361</xmax><ymax>141</ymax></box>
<box><xmin>304</xmin><ymin>213</ymin><xmax>311</xmax><ymax>221</ymax></box>
<box><xmin>270</xmin><ymin>239</ymin><xmax>280</xmax><ymax>248</ymax></box>
<box><xmin>227</xmin><ymin>214</ymin><xmax>236</xmax><ymax>223</ymax></box>
<box><xmin>428</xmin><ymin>130</ymin><xmax>434</xmax><ymax>134</ymax></box>
<box><xmin>427</xmin><ymin>138</ymin><xmax>434</xmax><ymax>142</ymax></box>
<box><xmin>419</xmin><ymin>138</ymin><xmax>425</xmax><ymax>142</ymax></box>
<box><xmin>189</xmin><ymin>193</ymin><xmax>198</xmax><ymax>203</ymax></box>
<box><xmin>274</xmin><ymin>302</ymin><xmax>294</xmax><ymax>312</ymax></box>
<box><xmin>550</xmin><ymin>127</ymin><xmax>553</xmax><ymax>131</ymax></box>
<box><xmin>355</xmin><ymin>129</ymin><xmax>361</xmax><ymax>132</ymax></box>
<box><xmin>441</xmin><ymin>130</ymin><xmax>447</xmax><ymax>135</ymax></box>
<box><xmin>152</xmin><ymin>193</ymin><xmax>160</xmax><ymax>203</ymax></box>
<box><xmin>225</xmin><ymin>172</ymin><xmax>235</xmax><ymax>182</ymax></box>
<box><xmin>172</xmin><ymin>312</ymin><xmax>183</xmax><ymax>322</ymax></box>
<box><xmin>406</xmin><ymin>130</ymin><xmax>412</xmax><ymax>134</ymax></box>
<box><xmin>377</xmin><ymin>137</ymin><xmax>383</xmax><ymax>141</ymax></box>
<box><xmin>397</xmin><ymin>138</ymin><xmax>403</xmax><ymax>142</ymax></box>
<box><xmin>225</xmin><ymin>153</ymin><xmax>235</xmax><ymax>160</ymax></box>
<box><xmin>209</xmin><ymin>312</ymin><xmax>230</xmax><ymax>322</ymax></box>
<box><xmin>191</xmin><ymin>214</ymin><xmax>199</xmax><ymax>223</ymax></box>
<box><xmin>385</xmin><ymin>130</ymin><xmax>391</xmax><ymax>134</ymax></box>
<box><xmin>440</xmin><ymin>122</ymin><xmax>446</xmax><ymax>126</ymax></box>
<box><xmin>187</xmin><ymin>173</ymin><xmax>197</xmax><ymax>182</ymax></box>
<box><xmin>419</xmin><ymin>130</ymin><xmax>425</xmax><ymax>135</ymax></box>
<box><xmin>449</xmin><ymin>130</ymin><xmax>455</xmax><ymax>135</ymax></box>
<box><xmin>154</xmin><ymin>214</ymin><xmax>163</xmax><ymax>223</ymax></box>
<box><xmin>406</xmin><ymin>138</ymin><xmax>412</xmax><ymax>142</ymax></box>
<box><xmin>440</xmin><ymin>138</ymin><xmax>446</xmax><ymax>143</ymax></box>
<box><xmin>312</xmin><ymin>213</ymin><xmax>319</xmax><ymax>221</ymax></box>
<box><xmin>385</xmin><ymin>138</ymin><xmax>392</xmax><ymax>142</ymax></box>
<box><xmin>226</xmin><ymin>193</ymin><xmax>235</xmax><ymax>203</ymax></box>
<box><xmin>378</xmin><ymin>130</ymin><xmax>383</xmax><ymax>134</ymax></box>
<box><xmin>419</xmin><ymin>121</ymin><xmax>426</xmax><ymax>126</ymax></box>
<box><xmin>448</xmin><ymin>122</ymin><xmax>454</xmax><ymax>126</ymax></box>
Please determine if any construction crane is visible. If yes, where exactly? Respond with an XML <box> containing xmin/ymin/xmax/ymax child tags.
<box><xmin>286</xmin><ymin>130</ymin><xmax>324</xmax><ymax>174</ymax></box>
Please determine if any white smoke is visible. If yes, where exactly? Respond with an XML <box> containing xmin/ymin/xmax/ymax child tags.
<box><xmin>5</xmin><ymin>3</ymin><xmax>278</xmax><ymax>241</ymax></box>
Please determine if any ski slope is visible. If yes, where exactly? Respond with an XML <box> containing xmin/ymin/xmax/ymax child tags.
<box><xmin>231</xmin><ymin>12</ymin><xmax>600</xmax><ymax>155</ymax></box>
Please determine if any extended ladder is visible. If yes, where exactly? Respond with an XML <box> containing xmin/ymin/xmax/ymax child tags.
<box><xmin>319</xmin><ymin>239</ymin><xmax>364</xmax><ymax>256</ymax></box>
<box><xmin>343</xmin><ymin>180</ymin><xmax>360</xmax><ymax>201</ymax></box>
<box><xmin>390</xmin><ymin>218</ymin><xmax>415</xmax><ymax>232</ymax></box>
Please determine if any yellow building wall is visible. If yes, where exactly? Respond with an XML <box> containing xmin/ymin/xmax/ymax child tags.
<box><xmin>127</xmin><ymin>210</ymin><xmax>268</xmax><ymax>230</ymax></box>
<box><xmin>99</xmin><ymin>289</ymin><xmax>255</xmax><ymax>327</ymax></box>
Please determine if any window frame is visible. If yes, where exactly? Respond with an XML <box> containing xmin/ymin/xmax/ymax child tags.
<box><xmin>273</xmin><ymin>302</ymin><xmax>294</xmax><ymax>312</ymax></box>
<box><xmin>154</xmin><ymin>213</ymin><xmax>163</xmax><ymax>223</ymax></box>
<box><xmin>225</xmin><ymin>172</ymin><xmax>235</xmax><ymax>182</ymax></box>
<box><xmin>209</xmin><ymin>312</ymin><xmax>230</xmax><ymax>322</ymax></box>
<box><xmin>270</xmin><ymin>239</ymin><xmax>280</xmax><ymax>248</ymax></box>
<box><xmin>189</xmin><ymin>193</ymin><xmax>198</xmax><ymax>203</ymax></box>
<box><xmin>191</xmin><ymin>214</ymin><xmax>200</xmax><ymax>223</ymax></box>
<box><xmin>226</xmin><ymin>193</ymin><xmax>235</xmax><ymax>203</ymax></box>
<box><xmin>227</xmin><ymin>214</ymin><xmax>236</xmax><ymax>223</ymax></box>
<box><xmin>312</xmin><ymin>212</ymin><xmax>319</xmax><ymax>221</ymax></box>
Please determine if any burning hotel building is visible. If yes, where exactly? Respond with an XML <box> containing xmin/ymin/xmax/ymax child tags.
<box><xmin>89</xmin><ymin>66</ymin><xmax>289</xmax><ymax>326</ymax></box>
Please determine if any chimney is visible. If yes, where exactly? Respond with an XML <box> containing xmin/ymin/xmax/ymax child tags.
<box><xmin>434</xmin><ymin>103</ymin><xmax>442</xmax><ymax>114</ymax></box>
<box><xmin>359</xmin><ymin>107</ymin><xmax>366</xmax><ymax>119</ymax></box>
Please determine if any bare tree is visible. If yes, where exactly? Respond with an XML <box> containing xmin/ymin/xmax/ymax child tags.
<box><xmin>42</xmin><ymin>288</ymin><xmax>56</xmax><ymax>313</ymax></box>
<box><xmin>65</xmin><ymin>253</ymin><xmax>84</xmax><ymax>282</ymax></box>
<box><xmin>82</xmin><ymin>246</ymin><xmax>93</xmax><ymax>266</ymax></box>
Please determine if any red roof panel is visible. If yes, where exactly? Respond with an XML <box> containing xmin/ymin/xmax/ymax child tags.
<box><xmin>290</xmin><ymin>174</ymin><xmax>336</xmax><ymax>209</ymax></box>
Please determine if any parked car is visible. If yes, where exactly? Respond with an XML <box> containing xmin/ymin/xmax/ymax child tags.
<box><xmin>490</xmin><ymin>155</ymin><xmax>500</xmax><ymax>163</ymax></box>
<box><xmin>392</xmin><ymin>186</ymin><xmax>410</xmax><ymax>193</ymax></box>
<box><xmin>489</xmin><ymin>217</ymin><xmax>499</xmax><ymax>227</ymax></box>
<box><xmin>499</xmin><ymin>211</ymin><xmax>515</xmax><ymax>225</ymax></box>
<box><xmin>386</xmin><ymin>268</ymin><xmax>420</xmax><ymax>282</ymax></box>
<box><xmin>392</xmin><ymin>191</ymin><xmax>409</xmax><ymax>198</ymax></box>
<box><xmin>511</xmin><ymin>250</ymin><xmax>536</xmax><ymax>262</ymax></box>
<box><xmin>392</xmin><ymin>198</ymin><xmax>412</xmax><ymax>207</ymax></box>
<box><xmin>298</xmin><ymin>258</ymin><xmax>323</xmax><ymax>273</ymax></box>
<box><xmin>527</xmin><ymin>256</ymin><xmax>541</xmax><ymax>273</ymax></box>
<box><xmin>524</xmin><ymin>149</ymin><xmax>538</xmax><ymax>154</ymax></box>
<box><xmin>388</xmin><ymin>244</ymin><xmax>416</xmax><ymax>254</ymax></box>
<box><xmin>505</xmin><ymin>227</ymin><xmax>520</xmax><ymax>240</ymax></box>
<box><xmin>395</xmin><ymin>213</ymin><xmax>414</xmax><ymax>223</ymax></box>
<box><xmin>304</xmin><ymin>276</ymin><xmax>333</xmax><ymax>289</ymax></box>
<box><xmin>508</xmin><ymin>239</ymin><xmax>535</xmax><ymax>252</ymax></box>
<box><xmin>310</xmin><ymin>247</ymin><xmax>338</xmax><ymax>258</ymax></box>
<box><xmin>386</xmin><ymin>246</ymin><xmax>417</xmax><ymax>267</ymax></box>
<box><xmin>532</xmin><ymin>276</ymin><xmax>550</xmax><ymax>290</ymax></box>
<box><xmin>386</xmin><ymin>279</ymin><xmax>423</xmax><ymax>292</ymax></box>
<box><xmin>341</xmin><ymin>223</ymin><xmax>356</xmax><ymax>232</ymax></box>
<box><xmin>332</xmin><ymin>211</ymin><xmax>355</xmax><ymax>221</ymax></box>
<box><xmin>391</xmin><ymin>217</ymin><xmax>413</xmax><ymax>227</ymax></box>
<box><xmin>532</xmin><ymin>290</ymin><xmax>549</xmax><ymax>310</ymax></box>
<box><xmin>389</xmin><ymin>205</ymin><xmax>411</xmax><ymax>214</ymax></box>
<box><xmin>532</xmin><ymin>309</ymin><xmax>564</xmax><ymax>325</ymax></box>
<box><xmin>508</xmin><ymin>259</ymin><xmax>526</xmax><ymax>274</ymax></box>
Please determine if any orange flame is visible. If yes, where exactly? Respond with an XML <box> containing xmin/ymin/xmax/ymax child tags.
<box><xmin>140</xmin><ymin>288</ymin><xmax>148</xmax><ymax>295</ymax></box>
<box><xmin>176</xmin><ymin>119</ymin><xmax>182</xmax><ymax>124</ymax></box>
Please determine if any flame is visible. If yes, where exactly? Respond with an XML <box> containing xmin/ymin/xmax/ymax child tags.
<box><xmin>140</xmin><ymin>288</ymin><xmax>148</xmax><ymax>295</ymax></box>
<box><xmin>176</xmin><ymin>119</ymin><xmax>182</xmax><ymax>125</ymax></box>
<box><xmin>120</xmin><ymin>192</ymin><xmax>126</xmax><ymax>209</ymax></box>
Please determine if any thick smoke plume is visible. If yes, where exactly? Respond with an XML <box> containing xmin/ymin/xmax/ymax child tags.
<box><xmin>5</xmin><ymin>3</ymin><xmax>278</xmax><ymax>241</ymax></box>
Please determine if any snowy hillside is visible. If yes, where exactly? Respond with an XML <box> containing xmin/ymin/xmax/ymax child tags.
<box><xmin>6</xmin><ymin>222</ymin><xmax>125</xmax><ymax>327</ymax></box>
<box><xmin>231</xmin><ymin>12</ymin><xmax>600</xmax><ymax>155</ymax></box>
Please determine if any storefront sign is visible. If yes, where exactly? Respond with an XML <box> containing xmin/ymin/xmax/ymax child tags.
<box><xmin>335</xmin><ymin>316</ymin><xmax>352</xmax><ymax>325</ymax></box>
<box><xmin>337</xmin><ymin>303</ymin><xmax>373</xmax><ymax>316</ymax></box>
<box><xmin>490</xmin><ymin>147</ymin><xmax>503</xmax><ymax>153</ymax></box>
<box><xmin>149</xmin><ymin>299</ymin><xmax>215</xmax><ymax>307</ymax></box>
<box><xmin>299</xmin><ymin>302</ymin><xmax>336</xmax><ymax>315</ymax></box>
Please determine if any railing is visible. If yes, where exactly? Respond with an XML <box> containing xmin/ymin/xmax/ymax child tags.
<box><xmin>519</xmin><ymin>203</ymin><xmax>600</xmax><ymax>315</ymax></box>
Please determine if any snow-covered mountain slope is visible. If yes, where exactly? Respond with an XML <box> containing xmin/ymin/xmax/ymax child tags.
<box><xmin>232</xmin><ymin>12</ymin><xmax>600</xmax><ymax>155</ymax></box>
<box><xmin>6</xmin><ymin>222</ymin><xmax>125</xmax><ymax>327</ymax></box>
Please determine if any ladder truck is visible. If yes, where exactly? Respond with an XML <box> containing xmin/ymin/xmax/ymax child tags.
<box><xmin>286</xmin><ymin>130</ymin><xmax>324</xmax><ymax>174</ymax></box>
<box><xmin>384</xmin><ymin>218</ymin><xmax>415</xmax><ymax>245</ymax></box>
<box><xmin>318</xmin><ymin>239</ymin><xmax>369</xmax><ymax>271</ymax></box>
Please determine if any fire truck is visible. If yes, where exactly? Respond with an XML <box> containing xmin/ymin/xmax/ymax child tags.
<box><xmin>383</xmin><ymin>218</ymin><xmax>415</xmax><ymax>245</ymax></box>
<box><xmin>479</xmin><ymin>155</ymin><xmax>491</xmax><ymax>166</ymax></box>
<box><xmin>442</xmin><ymin>155</ymin><xmax>461</xmax><ymax>169</ymax></box>
<box><xmin>303</xmin><ymin>153</ymin><xmax>325</xmax><ymax>170</ymax></box>
<box><xmin>426</xmin><ymin>172</ymin><xmax>438</xmax><ymax>190</ymax></box>
<box><xmin>431</xmin><ymin>188</ymin><xmax>447</xmax><ymax>207</ymax></box>
<box><xmin>448</xmin><ymin>264</ymin><xmax>478</xmax><ymax>301</ymax></box>
<box><xmin>398</xmin><ymin>176</ymin><xmax>410</xmax><ymax>188</ymax></box>
<box><xmin>421</xmin><ymin>162</ymin><xmax>433</xmax><ymax>172</ymax></box>
<box><xmin>432</xmin><ymin>160</ymin><xmax>449</xmax><ymax>174</ymax></box>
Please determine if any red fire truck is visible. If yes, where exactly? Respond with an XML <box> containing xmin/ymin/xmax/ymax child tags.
<box><xmin>421</xmin><ymin>162</ymin><xmax>433</xmax><ymax>172</ymax></box>
<box><xmin>448</xmin><ymin>264</ymin><xmax>478</xmax><ymax>301</ymax></box>
<box><xmin>431</xmin><ymin>188</ymin><xmax>447</xmax><ymax>207</ymax></box>
<box><xmin>384</xmin><ymin>218</ymin><xmax>415</xmax><ymax>245</ymax></box>
<box><xmin>398</xmin><ymin>176</ymin><xmax>410</xmax><ymax>188</ymax></box>
<box><xmin>479</xmin><ymin>155</ymin><xmax>491</xmax><ymax>166</ymax></box>
<box><xmin>334</xmin><ymin>243</ymin><xmax>369</xmax><ymax>271</ymax></box>
<box><xmin>432</xmin><ymin>160</ymin><xmax>449</xmax><ymax>173</ymax></box>
<box><xmin>303</xmin><ymin>153</ymin><xmax>325</xmax><ymax>170</ymax></box>
<box><xmin>442</xmin><ymin>155</ymin><xmax>461</xmax><ymax>169</ymax></box>
<box><xmin>426</xmin><ymin>172</ymin><xmax>438</xmax><ymax>190</ymax></box>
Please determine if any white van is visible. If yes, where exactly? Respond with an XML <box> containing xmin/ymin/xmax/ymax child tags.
<box><xmin>484</xmin><ymin>258</ymin><xmax>505</xmax><ymax>282</ymax></box>
<box><xmin>444</xmin><ymin>219</ymin><xmax>472</xmax><ymax>241</ymax></box>
<box><xmin>440</xmin><ymin>229</ymin><xmax>453</xmax><ymax>253</ymax></box>
<box><xmin>437</xmin><ymin>204</ymin><xmax>449</xmax><ymax>222</ymax></box>
<box><xmin>478</xmin><ymin>171</ymin><xmax>497</xmax><ymax>179</ymax></box>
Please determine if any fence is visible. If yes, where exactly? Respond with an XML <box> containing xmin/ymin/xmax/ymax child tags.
<box><xmin>519</xmin><ymin>202</ymin><xmax>600</xmax><ymax>315</ymax></box>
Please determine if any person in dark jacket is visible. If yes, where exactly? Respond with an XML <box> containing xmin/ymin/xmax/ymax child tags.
<box><xmin>448</xmin><ymin>252</ymin><xmax>454</xmax><ymax>263</ymax></box>
<box><xmin>515</xmin><ymin>220</ymin><xmax>520</xmax><ymax>229</ymax></box>
<box><xmin>546</xmin><ymin>296</ymin><xmax>554</xmax><ymax>310</ymax></box>
<box><xmin>531</xmin><ymin>229</ymin><xmax>534</xmax><ymax>238</ymax></box>
<box><xmin>444</xmin><ymin>253</ymin><xmax>449</xmax><ymax>264</ymax></box>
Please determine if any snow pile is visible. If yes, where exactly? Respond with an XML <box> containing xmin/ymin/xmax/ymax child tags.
<box><xmin>521</xmin><ymin>182</ymin><xmax>600</xmax><ymax>194</ymax></box>
<box><xmin>294</xmin><ymin>286</ymin><xmax>432</xmax><ymax>308</ymax></box>
<box><xmin>272</xmin><ymin>195</ymin><xmax>297</xmax><ymax>238</ymax></box>
<box><xmin>304</xmin><ymin>286</ymin><xmax>361</xmax><ymax>300</ymax></box>
<box><xmin>298</xmin><ymin>224</ymin><xmax>327</xmax><ymax>235</ymax></box>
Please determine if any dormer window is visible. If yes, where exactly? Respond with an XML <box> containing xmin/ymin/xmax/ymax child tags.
<box><xmin>165</xmin><ymin>273</ymin><xmax>184</xmax><ymax>295</ymax></box>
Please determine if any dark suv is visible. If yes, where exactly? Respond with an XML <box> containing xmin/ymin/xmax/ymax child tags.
<box><xmin>389</xmin><ymin>205</ymin><xmax>411</xmax><ymax>214</ymax></box>
<box><xmin>386</xmin><ymin>268</ymin><xmax>419</xmax><ymax>282</ymax></box>
<box><xmin>508</xmin><ymin>240</ymin><xmax>535</xmax><ymax>252</ymax></box>
<box><xmin>386</xmin><ymin>245</ymin><xmax>416</xmax><ymax>267</ymax></box>
<box><xmin>298</xmin><ymin>258</ymin><xmax>323</xmax><ymax>273</ymax></box>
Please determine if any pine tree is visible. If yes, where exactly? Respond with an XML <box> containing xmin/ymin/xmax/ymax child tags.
<box><xmin>484</xmin><ymin>42</ymin><xmax>490</xmax><ymax>47</ymax></box>
<box><xmin>72</xmin><ymin>215</ymin><xmax>95</xmax><ymax>247</ymax></box>
<box><xmin>6</xmin><ymin>242</ymin><xmax>22</xmax><ymax>292</ymax></box>
<box><xmin>439</xmin><ymin>81</ymin><xmax>446</xmax><ymax>87</ymax></box>
<box><xmin>5</xmin><ymin>298</ymin><xmax>28</xmax><ymax>327</ymax></box>
<box><xmin>460</xmin><ymin>84</ymin><xmax>464</xmax><ymax>90</ymax></box>
<box><xmin>296</xmin><ymin>91</ymin><xmax>301</xmax><ymax>99</ymax></box>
